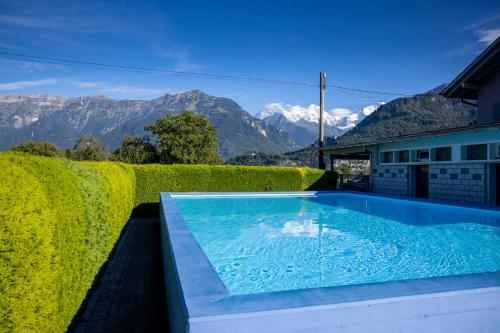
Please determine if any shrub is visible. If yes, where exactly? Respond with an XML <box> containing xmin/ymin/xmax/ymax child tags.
<box><xmin>145</xmin><ymin>111</ymin><xmax>223</xmax><ymax>164</ymax></box>
<box><xmin>0</xmin><ymin>157</ymin><xmax>57</xmax><ymax>332</ymax></box>
<box><xmin>0</xmin><ymin>154</ymin><xmax>334</xmax><ymax>332</ymax></box>
<box><xmin>133</xmin><ymin>164</ymin><xmax>337</xmax><ymax>205</ymax></box>
<box><xmin>0</xmin><ymin>154</ymin><xmax>135</xmax><ymax>332</ymax></box>
<box><xmin>110</xmin><ymin>136</ymin><xmax>158</xmax><ymax>164</ymax></box>
<box><xmin>66</xmin><ymin>135</ymin><xmax>108</xmax><ymax>161</ymax></box>
<box><xmin>9</xmin><ymin>140</ymin><xmax>63</xmax><ymax>157</ymax></box>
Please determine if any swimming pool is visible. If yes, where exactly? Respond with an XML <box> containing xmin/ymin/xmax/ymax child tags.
<box><xmin>160</xmin><ymin>192</ymin><xmax>500</xmax><ymax>333</ymax></box>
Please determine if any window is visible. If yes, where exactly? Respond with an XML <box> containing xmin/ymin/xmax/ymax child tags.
<box><xmin>398</xmin><ymin>150</ymin><xmax>409</xmax><ymax>163</ymax></box>
<box><xmin>416</xmin><ymin>150</ymin><xmax>429</xmax><ymax>161</ymax></box>
<box><xmin>466</xmin><ymin>144</ymin><xmax>487</xmax><ymax>160</ymax></box>
<box><xmin>380</xmin><ymin>151</ymin><xmax>393</xmax><ymax>163</ymax></box>
<box><xmin>435</xmin><ymin>147</ymin><xmax>451</xmax><ymax>161</ymax></box>
<box><xmin>494</xmin><ymin>102</ymin><xmax>500</xmax><ymax>121</ymax></box>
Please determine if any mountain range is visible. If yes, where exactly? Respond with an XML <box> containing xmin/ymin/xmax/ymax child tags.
<box><xmin>0</xmin><ymin>90</ymin><xmax>298</xmax><ymax>158</ymax></box>
<box><xmin>227</xmin><ymin>89</ymin><xmax>477</xmax><ymax>167</ymax></box>
<box><xmin>0</xmin><ymin>86</ymin><xmax>476</xmax><ymax>163</ymax></box>
<box><xmin>255</xmin><ymin>102</ymin><xmax>384</xmax><ymax>147</ymax></box>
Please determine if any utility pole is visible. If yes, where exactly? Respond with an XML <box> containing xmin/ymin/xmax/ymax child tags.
<box><xmin>318</xmin><ymin>72</ymin><xmax>326</xmax><ymax>169</ymax></box>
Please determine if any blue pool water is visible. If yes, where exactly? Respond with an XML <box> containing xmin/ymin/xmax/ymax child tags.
<box><xmin>173</xmin><ymin>194</ymin><xmax>500</xmax><ymax>295</ymax></box>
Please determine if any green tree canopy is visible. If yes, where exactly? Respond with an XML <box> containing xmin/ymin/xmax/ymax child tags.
<box><xmin>145</xmin><ymin>111</ymin><xmax>222</xmax><ymax>164</ymax></box>
<box><xmin>9</xmin><ymin>141</ymin><xmax>63</xmax><ymax>157</ymax></box>
<box><xmin>111</xmin><ymin>136</ymin><xmax>158</xmax><ymax>164</ymax></box>
<box><xmin>66</xmin><ymin>135</ymin><xmax>108</xmax><ymax>161</ymax></box>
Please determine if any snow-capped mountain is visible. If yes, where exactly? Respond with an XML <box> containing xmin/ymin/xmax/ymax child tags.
<box><xmin>333</xmin><ymin>103</ymin><xmax>384</xmax><ymax>132</ymax></box>
<box><xmin>256</xmin><ymin>102</ymin><xmax>385</xmax><ymax>147</ymax></box>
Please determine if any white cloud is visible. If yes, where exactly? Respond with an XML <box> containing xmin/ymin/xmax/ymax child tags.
<box><xmin>0</xmin><ymin>78</ymin><xmax>59</xmax><ymax>90</ymax></box>
<box><xmin>20</xmin><ymin>62</ymin><xmax>49</xmax><ymax>71</ymax></box>
<box><xmin>101</xmin><ymin>86</ymin><xmax>164</xmax><ymax>95</ymax></box>
<box><xmin>330</xmin><ymin>108</ymin><xmax>352</xmax><ymax>117</ymax></box>
<box><xmin>154</xmin><ymin>46</ymin><xmax>201</xmax><ymax>71</ymax></box>
<box><xmin>463</xmin><ymin>14</ymin><xmax>500</xmax><ymax>32</ymax></box>
<box><xmin>0</xmin><ymin>14</ymin><xmax>57</xmax><ymax>29</ymax></box>
<box><xmin>477</xmin><ymin>28</ymin><xmax>500</xmax><ymax>46</ymax></box>
<box><xmin>71</xmin><ymin>80</ymin><xmax>106</xmax><ymax>89</ymax></box>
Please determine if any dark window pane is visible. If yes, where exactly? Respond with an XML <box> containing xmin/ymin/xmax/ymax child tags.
<box><xmin>435</xmin><ymin>147</ymin><xmax>451</xmax><ymax>161</ymax></box>
<box><xmin>494</xmin><ymin>102</ymin><xmax>500</xmax><ymax>121</ymax></box>
<box><xmin>398</xmin><ymin>150</ymin><xmax>409</xmax><ymax>162</ymax></box>
<box><xmin>382</xmin><ymin>151</ymin><xmax>393</xmax><ymax>163</ymax></box>
<box><xmin>416</xmin><ymin>150</ymin><xmax>429</xmax><ymax>161</ymax></box>
<box><xmin>466</xmin><ymin>144</ymin><xmax>487</xmax><ymax>160</ymax></box>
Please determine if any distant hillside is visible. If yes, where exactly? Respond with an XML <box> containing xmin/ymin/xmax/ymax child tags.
<box><xmin>228</xmin><ymin>91</ymin><xmax>477</xmax><ymax>168</ymax></box>
<box><xmin>226</xmin><ymin>137</ymin><xmax>336</xmax><ymax>168</ymax></box>
<box><xmin>335</xmin><ymin>92</ymin><xmax>476</xmax><ymax>145</ymax></box>
<box><xmin>0</xmin><ymin>90</ymin><xmax>297</xmax><ymax>158</ymax></box>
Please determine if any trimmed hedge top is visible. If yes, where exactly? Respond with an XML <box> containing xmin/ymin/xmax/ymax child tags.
<box><xmin>132</xmin><ymin>164</ymin><xmax>337</xmax><ymax>206</ymax></box>
<box><xmin>0</xmin><ymin>154</ymin><xmax>336</xmax><ymax>332</ymax></box>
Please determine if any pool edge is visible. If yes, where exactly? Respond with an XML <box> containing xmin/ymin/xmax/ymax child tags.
<box><xmin>160</xmin><ymin>191</ymin><xmax>500</xmax><ymax>333</ymax></box>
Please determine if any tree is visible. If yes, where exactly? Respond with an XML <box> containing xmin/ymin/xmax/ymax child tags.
<box><xmin>66</xmin><ymin>135</ymin><xmax>108</xmax><ymax>161</ymax></box>
<box><xmin>111</xmin><ymin>136</ymin><xmax>158</xmax><ymax>164</ymax></box>
<box><xmin>145</xmin><ymin>111</ymin><xmax>222</xmax><ymax>164</ymax></box>
<box><xmin>9</xmin><ymin>141</ymin><xmax>63</xmax><ymax>157</ymax></box>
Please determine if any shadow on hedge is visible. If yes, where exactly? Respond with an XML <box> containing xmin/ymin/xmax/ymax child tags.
<box><xmin>306</xmin><ymin>171</ymin><xmax>338</xmax><ymax>191</ymax></box>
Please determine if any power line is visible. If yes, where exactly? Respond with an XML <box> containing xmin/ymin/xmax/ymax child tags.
<box><xmin>325</xmin><ymin>84</ymin><xmax>409</xmax><ymax>97</ymax></box>
<box><xmin>0</xmin><ymin>50</ymin><xmax>412</xmax><ymax>96</ymax></box>
<box><xmin>0</xmin><ymin>51</ymin><xmax>317</xmax><ymax>87</ymax></box>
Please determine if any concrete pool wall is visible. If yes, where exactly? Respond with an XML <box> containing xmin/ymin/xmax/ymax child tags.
<box><xmin>160</xmin><ymin>192</ymin><xmax>500</xmax><ymax>333</ymax></box>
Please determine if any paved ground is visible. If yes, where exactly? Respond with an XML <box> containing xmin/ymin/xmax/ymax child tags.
<box><xmin>71</xmin><ymin>218</ymin><xmax>170</xmax><ymax>333</ymax></box>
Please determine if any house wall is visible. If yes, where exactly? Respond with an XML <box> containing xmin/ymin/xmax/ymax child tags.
<box><xmin>428</xmin><ymin>163</ymin><xmax>486</xmax><ymax>203</ymax></box>
<box><xmin>371</xmin><ymin>158</ymin><xmax>487</xmax><ymax>204</ymax></box>
<box><xmin>369</xmin><ymin>149</ymin><xmax>489</xmax><ymax>204</ymax></box>
<box><xmin>477</xmin><ymin>69</ymin><xmax>500</xmax><ymax>124</ymax></box>
<box><xmin>371</xmin><ymin>152</ymin><xmax>409</xmax><ymax>196</ymax></box>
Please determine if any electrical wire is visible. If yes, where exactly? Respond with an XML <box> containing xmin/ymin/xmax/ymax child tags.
<box><xmin>0</xmin><ymin>50</ymin><xmax>412</xmax><ymax>96</ymax></box>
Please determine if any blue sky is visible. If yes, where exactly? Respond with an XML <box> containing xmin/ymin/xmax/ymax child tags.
<box><xmin>0</xmin><ymin>0</ymin><xmax>499</xmax><ymax>116</ymax></box>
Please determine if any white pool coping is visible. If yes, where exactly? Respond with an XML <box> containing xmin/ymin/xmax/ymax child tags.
<box><xmin>160</xmin><ymin>191</ymin><xmax>500</xmax><ymax>333</ymax></box>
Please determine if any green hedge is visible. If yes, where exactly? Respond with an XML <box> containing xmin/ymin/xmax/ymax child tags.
<box><xmin>0</xmin><ymin>154</ymin><xmax>335</xmax><ymax>332</ymax></box>
<box><xmin>0</xmin><ymin>154</ymin><xmax>135</xmax><ymax>332</ymax></box>
<box><xmin>133</xmin><ymin>164</ymin><xmax>337</xmax><ymax>205</ymax></box>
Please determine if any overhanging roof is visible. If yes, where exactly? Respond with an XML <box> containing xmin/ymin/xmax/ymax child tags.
<box><xmin>327</xmin><ymin>144</ymin><xmax>371</xmax><ymax>160</ymax></box>
<box><xmin>441</xmin><ymin>37</ymin><xmax>500</xmax><ymax>100</ymax></box>
<box><xmin>322</xmin><ymin>121</ymin><xmax>500</xmax><ymax>154</ymax></box>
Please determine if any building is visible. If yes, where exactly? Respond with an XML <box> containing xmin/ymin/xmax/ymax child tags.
<box><xmin>324</xmin><ymin>37</ymin><xmax>500</xmax><ymax>205</ymax></box>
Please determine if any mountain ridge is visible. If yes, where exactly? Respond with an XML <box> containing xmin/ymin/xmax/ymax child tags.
<box><xmin>0</xmin><ymin>90</ymin><xmax>298</xmax><ymax>158</ymax></box>
<box><xmin>335</xmin><ymin>92</ymin><xmax>476</xmax><ymax>145</ymax></box>
<box><xmin>227</xmin><ymin>90</ymin><xmax>476</xmax><ymax>168</ymax></box>
<box><xmin>256</xmin><ymin>102</ymin><xmax>385</xmax><ymax>147</ymax></box>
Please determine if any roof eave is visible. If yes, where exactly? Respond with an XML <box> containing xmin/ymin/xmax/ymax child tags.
<box><xmin>322</xmin><ymin>122</ymin><xmax>500</xmax><ymax>152</ymax></box>
<box><xmin>441</xmin><ymin>37</ymin><xmax>500</xmax><ymax>99</ymax></box>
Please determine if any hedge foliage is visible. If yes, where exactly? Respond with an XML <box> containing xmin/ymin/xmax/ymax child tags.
<box><xmin>0</xmin><ymin>153</ymin><xmax>135</xmax><ymax>332</ymax></box>
<box><xmin>0</xmin><ymin>154</ymin><xmax>335</xmax><ymax>332</ymax></box>
<box><xmin>133</xmin><ymin>164</ymin><xmax>337</xmax><ymax>205</ymax></box>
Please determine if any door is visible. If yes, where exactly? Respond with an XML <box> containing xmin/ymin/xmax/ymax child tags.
<box><xmin>416</xmin><ymin>164</ymin><xmax>429</xmax><ymax>198</ymax></box>
<box><xmin>496</xmin><ymin>164</ymin><xmax>500</xmax><ymax>206</ymax></box>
